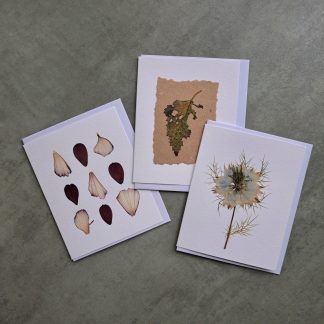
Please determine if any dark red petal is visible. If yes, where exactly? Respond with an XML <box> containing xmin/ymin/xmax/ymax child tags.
<box><xmin>99</xmin><ymin>204</ymin><xmax>113</xmax><ymax>225</ymax></box>
<box><xmin>73</xmin><ymin>143</ymin><xmax>88</xmax><ymax>167</ymax></box>
<box><xmin>108</xmin><ymin>162</ymin><xmax>124</xmax><ymax>184</ymax></box>
<box><xmin>64</xmin><ymin>184</ymin><xmax>79</xmax><ymax>205</ymax></box>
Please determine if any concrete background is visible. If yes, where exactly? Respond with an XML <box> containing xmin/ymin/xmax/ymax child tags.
<box><xmin>1</xmin><ymin>1</ymin><xmax>323</xmax><ymax>323</ymax></box>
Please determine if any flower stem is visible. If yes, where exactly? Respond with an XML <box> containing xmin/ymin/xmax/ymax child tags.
<box><xmin>190</xmin><ymin>90</ymin><xmax>202</xmax><ymax>101</ymax></box>
<box><xmin>224</xmin><ymin>207</ymin><xmax>236</xmax><ymax>249</ymax></box>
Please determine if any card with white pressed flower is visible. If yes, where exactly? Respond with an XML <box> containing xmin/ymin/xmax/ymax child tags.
<box><xmin>177</xmin><ymin>122</ymin><xmax>312</xmax><ymax>274</ymax></box>
<box><xmin>22</xmin><ymin>99</ymin><xmax>170</xmax><ymax>261</ymax></box>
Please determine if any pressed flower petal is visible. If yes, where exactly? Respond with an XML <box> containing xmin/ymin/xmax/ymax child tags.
<box><xmin>64</xmin><ymin>184</ymin><xmax>79</xmax><ymax>205</ymax></box>
<box><xmin>116</xmin><ymin>188</ymin><xmax>140</xmax><ymax>216</ymax></box>
<box><xmin>108</xmin><ymin>162</ymin><xmax>124</xmax><ymax>184</ymax></box>
<box><xmin>53</xmin><ymin>151</ymin><xmax>71</xmax><ymax>177</ymax></box>
<box><xmin>88</xmin><ymin>172</ymin><xmax>107</xmax><ymax>199</ymax></box>
<box><xmin>73</xmin><ymin>143</ymin><xmax>88</xmax><ymax>166</ymax></box>
<box><xmin>93</xmin><ymin>133</ymin><xmax>114</xmax><ymax>157</ymax></box>
<box><xmin>99</xmin><ymin>204</ymin><xmax>113</xmax><ymax>225</ymax></box>
<box><xmin>74</xmin><ymin>209</ymin><xmax>93</xmax><ymax>234</ymax></box>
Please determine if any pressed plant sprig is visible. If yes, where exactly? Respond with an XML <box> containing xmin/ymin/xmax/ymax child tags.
<box><xmin>164</xmin><ymin>90</ymin><xmax>203</xmax><ymax>156</ymax></box>
<box><xmin>209</xmin><ymin>153</ymin><xmax>269</xmax><ymax>249</ymax></box>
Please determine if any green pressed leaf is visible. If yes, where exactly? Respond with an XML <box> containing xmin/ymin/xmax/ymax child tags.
<box><xmin>163</xmin><ymin>91</ymin><xmax>203</xmax><ymax>156</ymax></box>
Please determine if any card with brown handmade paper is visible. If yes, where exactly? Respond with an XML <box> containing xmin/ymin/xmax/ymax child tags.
<box><xmin>133</xmin><ymin>55</ymin><xmax>249</xmax><ymax>192</ymax></box>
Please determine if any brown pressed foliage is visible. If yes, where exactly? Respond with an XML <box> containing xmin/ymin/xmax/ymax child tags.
<box><xmin>99</xmin><ymin>204</ymin><xmax>113</xmax><ymax>225</ymax></box>
<box><xmin>64</xmin><ymin>184</ymin><xmax>79</xmax><ymax>205</ymax></box>
<box><xmin>73</xmin><ymin>143</ymin><xmax>88</xmax><ymax>167</ymax></box>
<box><xmin>108</xmin><ymin>162</ymin><xmax>124</xmax><ymax>184</ymax></box>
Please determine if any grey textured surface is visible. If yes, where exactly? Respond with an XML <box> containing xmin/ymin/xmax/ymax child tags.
<box><xmin>1</xmin><ymin>0</ymin><xmax>324</xmax><ymax>323</ymax></box>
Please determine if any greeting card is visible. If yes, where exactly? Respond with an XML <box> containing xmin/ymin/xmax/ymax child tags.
<box><xmin>23</xmin><ymin>99</ymin><xmax>170</xmax><ymax>261</ymax></box>
<box><xmin>133</xmin><ymin>55</ymin><xmax>249</xmax><ymax>191</ymax></box>
<box><xmin>177</xmin><ymin>122</ymin><xmax>312</xmax><ymax>274</ymax></box>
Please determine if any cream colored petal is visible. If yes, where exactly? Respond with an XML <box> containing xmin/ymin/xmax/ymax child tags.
<box><xmin>93</xmin><ymin>133</ymin><xmax>114</xmax><ymax>157</ymax></box>
<box><xmin>74</xmin><ymin>209</ymin><xmax>93</xmax><ymax>234</ymax></box>
<box><xmin>116</xmin><ymin>188</ymin><xmax>140</xmax><ymax>216</ymax></box>
<box><xmin>88</xmin><ymin>172</ymin><xmax>107</xmax><ymax>199</ymax></box>
<box><xmin>53</xmin><ymin>151</ymin><xmax>71</xmax><ymax>177</ymax></box>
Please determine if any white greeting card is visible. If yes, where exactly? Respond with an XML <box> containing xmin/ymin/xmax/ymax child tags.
<box><xmin>133</xmin><ymin>55</ymin><xmax>249</xmax><ymax>191</ymax></box>
<box><xmin>23</xmin><ymin>99</ymin><xmax>170</xmax><ymax>261</ymax></box>
<box><xmin>177</xmin><ymin>122</ymin><xmax>312</xmax><ymax>274</ymax></box>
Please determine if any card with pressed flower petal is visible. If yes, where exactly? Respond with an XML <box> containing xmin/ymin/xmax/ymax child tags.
<box><xmin>133</xmin><ymin>55</ymin><xmax>249</xmax><ymax>192</ymax></box>
<box><xmin>176</xmin><ymin>122</ymin><xmax>312</xmax><ymax>274</ymax></box>
<box><xmin>22</xmin><ymin>99</ymin><xmax>170</xmax><ymax>261</ymax></box>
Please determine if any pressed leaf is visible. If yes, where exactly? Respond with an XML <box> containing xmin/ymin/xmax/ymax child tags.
<box><xmin>164</xmin><ymin>91</ymin><xmax>203</xmax><ymax>156</ymax></box>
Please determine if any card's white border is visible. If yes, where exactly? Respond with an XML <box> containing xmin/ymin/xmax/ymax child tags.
<box><xmin>22</xmin><ymin>99</ymin><xmax>170</xmax><ymax>261</ymax></box>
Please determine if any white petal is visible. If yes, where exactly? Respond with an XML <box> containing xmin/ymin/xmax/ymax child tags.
<box><xmin>88</xmin><ymin>172</ymin><xmax>107</xmax><ymax>199</ymax></box>
<box><xmin>74</xmin><ymin>209</ymin><xmax>92</xmax><ymax>234</ymax></box>
<box><xmin>93</xmin><ymin>133</ymin><xmax>114</xmax><ymax>157</ymax></box>
<box><xmin>53</xmin><ymin>151</ymin><xmax>71</xmax><ymax>177</ymax></box>
<box><xmin>116</xmin><ymin>188</ymin><xmax>140</xmax><ymax>216</ymax></box>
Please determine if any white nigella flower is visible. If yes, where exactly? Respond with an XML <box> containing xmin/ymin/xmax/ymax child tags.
<box><xmin>209</xmin><ymin>153</ymin><xmax>269</xmax><ymax>249</ymax></box>
<box><xmin>212</xmin><ymin>164</ymin><xmax>264</xmax><ymax>209</ymax></box>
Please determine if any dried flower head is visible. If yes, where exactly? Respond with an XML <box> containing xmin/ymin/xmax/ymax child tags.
<box><xmin>209</xmin><ymin>153</ymin><xmax>269</xmax><ymax>249</ymax></box>
<box><xmin>210</xmin><ymin>153</ymin><xmax>268</xmax><ymax>210</ymax></box>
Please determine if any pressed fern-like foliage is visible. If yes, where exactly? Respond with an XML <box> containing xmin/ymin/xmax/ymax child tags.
<box><xmin>227</xmin><ymin>215</ymin><xmax>257</xmax><ymax>237</ymax></box>
<box><xmin>164</xmin><ymin>90</ymin><xmax>203</xmax><ymax>156</ymax></box>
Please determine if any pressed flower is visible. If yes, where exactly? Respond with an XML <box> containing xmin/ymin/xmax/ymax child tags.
<box><xmin>212</xmin><ymin>164</ymin><xmax>264</xmax><ymax>209</ymax></box>
<box><xmin>209</xmin><ymin>153</ymin><xmax>269</xmax><ymax>249</ymax></box>
<box><xmin>88</xmin><ymin>171</ymin><xmax>107</xmax><ymax>199</ymax></box>
<box><xmin>116</xmin><ymin>188</ymin><xmax>140</xmax><ymax>216</ymax></box>
<box><xmin>74</xmin><ymin>209</ymin><xmax>93</xmax><ymax>234</ymax></box>
<box><xmin>93</xmin><ymin>133</ymin><xmax>114</xmax><ymax>157</ymax></box>
<box><xmin>53</xmin><ymin>151</ymin><xmax>71</xmax><ymax>177</ymax></box>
